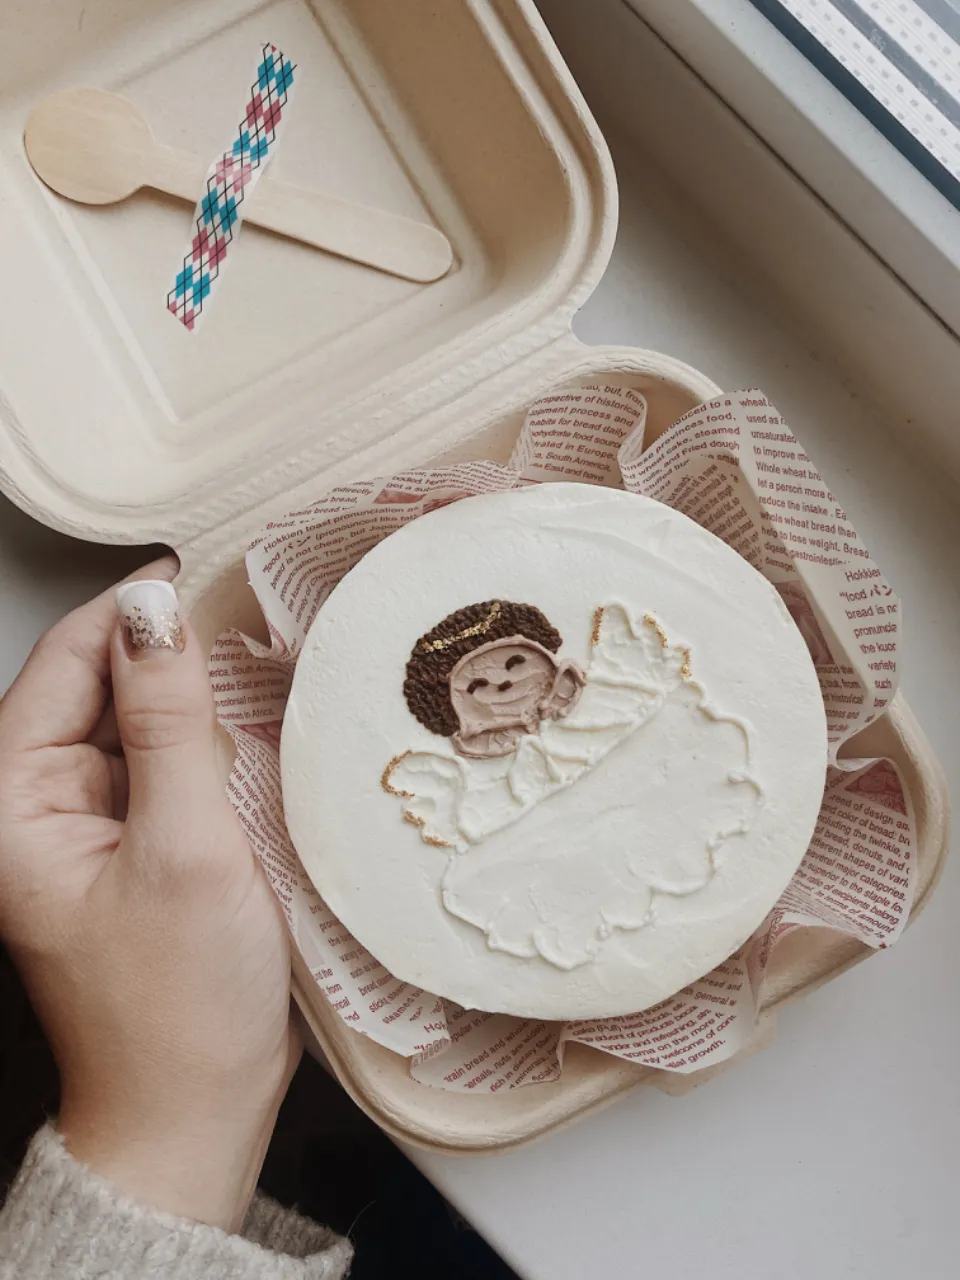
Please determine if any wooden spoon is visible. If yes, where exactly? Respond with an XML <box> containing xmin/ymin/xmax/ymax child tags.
<box><xmin>24</xmin><ymin>88</ymin><xmax>453</xmax><ymax>284</ymax></box>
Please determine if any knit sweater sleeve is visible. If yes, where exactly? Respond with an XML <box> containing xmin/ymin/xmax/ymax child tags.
<box><xmin>0</xmin><ymin>1126</ymin><xmax>352</xmax><ymax>1279</ymax></box>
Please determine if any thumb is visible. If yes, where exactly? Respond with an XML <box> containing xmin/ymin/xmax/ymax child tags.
<box><xmin>112</xmin><ymin>580</ymin><xmax>224</xmax><ymax>831</ymax></box>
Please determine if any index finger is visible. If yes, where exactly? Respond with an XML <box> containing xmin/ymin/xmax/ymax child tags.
<box><xmin>0</xmin><ymin>556</ymin><xmax>178</xmax><ymax>752</ymax></box>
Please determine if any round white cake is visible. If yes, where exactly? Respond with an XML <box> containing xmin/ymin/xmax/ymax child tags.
<box><xmin>282</xmin><ymin>483</ymin><xmax>827</xmax><ymax>1020</ymax></box>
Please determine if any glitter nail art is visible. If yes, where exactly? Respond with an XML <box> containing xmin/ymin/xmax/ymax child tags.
<box><xmin>115</xmin><ymin>580</ymin><xmax>186</xmax><ymax>656</ymax></box>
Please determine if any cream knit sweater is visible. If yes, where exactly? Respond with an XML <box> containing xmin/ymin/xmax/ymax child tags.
<box><xmin>0</xmin><ymin>1127</ymin><xmax>352</xmax><ymax>1278</ymax></box>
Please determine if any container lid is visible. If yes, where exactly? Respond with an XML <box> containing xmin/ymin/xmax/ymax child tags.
<box><xmin>0</xmin><ymin>0</ymin><xmax>616</xmax><ymax>547</ymax></box>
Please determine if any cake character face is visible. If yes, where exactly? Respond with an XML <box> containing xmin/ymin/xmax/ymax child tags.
<box><xmin>403</xmin><ymin>601</ymin><xmax>585</xmax><ymax>758</ymax></box>
<box><xmin>449</xmin><ymin>636</ymin><xmax>573</xmax><ymax>756</ymax></box>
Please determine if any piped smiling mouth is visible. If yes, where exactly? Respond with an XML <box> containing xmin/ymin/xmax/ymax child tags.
<box><xmin>471</xmin><ymin>677</ymin><xmax>545</xmax><ymax>716</ymax></box>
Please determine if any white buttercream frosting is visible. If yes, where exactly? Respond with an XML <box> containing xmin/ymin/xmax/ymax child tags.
<box><xmin>282</xmin><ymin>484</ymin><xmax>827</xmax><ymax>1020</ymax></box>
<box><xmin>386</xmin><ymin>603</ymin><xmax>763</xmax><ymax>971</ymax></box>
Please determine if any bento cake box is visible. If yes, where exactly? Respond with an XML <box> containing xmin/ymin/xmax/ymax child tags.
<box><xmin>0</xmin><ymin>0</ymin><xmax>948</xmax><ymax>1154</ymax></box>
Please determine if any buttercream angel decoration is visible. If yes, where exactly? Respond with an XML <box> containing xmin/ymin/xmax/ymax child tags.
<box><xmin>403</xmin><ymin>599</ymin><xmax>587</xmax><ymax>760</ymax></box>
<box><xmin>384</xmin><ymin>599</ymin><xmax>762</xmax><ymax>970</ymax></box>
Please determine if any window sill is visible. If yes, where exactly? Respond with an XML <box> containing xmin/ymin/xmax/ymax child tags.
<box><xmin>622</xmin><ymin>0</ymin><xmax>960</xmax><ymax>339</ymax></box>
<box><xmin>537</xmin><ymin>0</ymin><xmax>960</xmax><ymax>486</ymax></box>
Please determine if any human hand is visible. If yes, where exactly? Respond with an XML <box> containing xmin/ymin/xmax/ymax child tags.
<box><xmin>0</xmin><ymin>561</ymin><xmax>298</xmax><ymax>1231</ymax></box>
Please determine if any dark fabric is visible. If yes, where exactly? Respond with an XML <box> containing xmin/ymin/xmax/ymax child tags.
<box><xmin>0</xmin><ymin>947</ymin><xmax>59</xmax><ymax>1198</ymax></box>
<box><xmin>260</xmin><ymin>1055</ymin><xmax>518</xmax><ymax>1280</ymax></box>
<box><xmin>1</xmin><ymin>943</ymin><xmax>517</xmax><ymax>1278</ymax></box>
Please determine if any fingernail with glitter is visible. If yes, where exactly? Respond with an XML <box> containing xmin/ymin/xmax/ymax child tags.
<box><xmin>116</xmin><ymin>580</ymin><xmax>186</xmax><ymax>658</ymax></box>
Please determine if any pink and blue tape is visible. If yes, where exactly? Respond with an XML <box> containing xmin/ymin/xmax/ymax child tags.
<box><xmin>167</xmin><ymin>44</ymin><xmax>296</xmax><ymax>330</ymax></box>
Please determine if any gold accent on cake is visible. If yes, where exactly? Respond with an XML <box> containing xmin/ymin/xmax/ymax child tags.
<box><xmin>403</xmin><ymin>810</ymin><xmax>426</xmax><ymax>828</ymax></box>
<box><xmin>417</xmin><ymin>600</ymin><xmax>502</xmax><ymax>653</ymax></box>
<box><xmin>681</xmin><ymin>649</ymin><xmax>693</xmax><ymax>680</ymax></box>
<box><xmin>591</xmin><ymin>606</ymin><xmax>605</xmax><ymax>646</ymax></box>
<box><xmin>424</xmin><ymin>834</ymin><xmax>454</xmax><ymax>848</ymax></box>
<box><xmin>643</xmin><ymin>613</ymin><xmax>670</xmax><ymax>649</ymax></box>
<box><xmin>381</xmin><ymin>752</ymin><xmax>414</xmax><ymax>797</ymax></box>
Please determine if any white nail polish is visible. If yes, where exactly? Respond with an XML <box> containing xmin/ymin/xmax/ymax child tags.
<box><xmin>116</xmin><ymin>579</ymin><xmax>185</xmax><ymax>656</ymax></box>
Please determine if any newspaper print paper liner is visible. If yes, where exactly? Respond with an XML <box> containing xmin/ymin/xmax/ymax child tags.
<box><xmin>210</xmin><ymin>386</ymin><xmax>916</xmax><ymax>1091</ymax></box>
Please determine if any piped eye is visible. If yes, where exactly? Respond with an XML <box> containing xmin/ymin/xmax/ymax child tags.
<box><xmin>505</xmin><ymin>654</ymin><xmax>526</xmax><ymax>671</ymax></box>
<box><xmin>467</xmin><ymin>678</ymin><xmax>489</xmax><ymax>694</ymax></box>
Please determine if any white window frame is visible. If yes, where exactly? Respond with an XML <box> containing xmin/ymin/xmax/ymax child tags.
<box><xmin>624</xmin><ymin>0</ymin><xmax>960</xmax><ymax>339</ymax></box>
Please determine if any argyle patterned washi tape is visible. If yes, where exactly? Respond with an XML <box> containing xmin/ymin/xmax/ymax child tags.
<box><xmin>167</xmin><ymin>44</ymin><xmax>296</xmax><ymax>330</ymax></box>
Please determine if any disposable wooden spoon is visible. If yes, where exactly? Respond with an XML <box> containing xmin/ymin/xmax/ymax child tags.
<box><xmin>24</xmin><ymin>88</ymin><xmax>454</xmax><ymax>284</ymax></box>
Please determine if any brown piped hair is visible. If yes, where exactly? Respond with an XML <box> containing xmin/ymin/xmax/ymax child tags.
<box><xmin>404</xmin><ymin>600</ymin><xmax>563</xmax><ymax>737</ymax></box>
